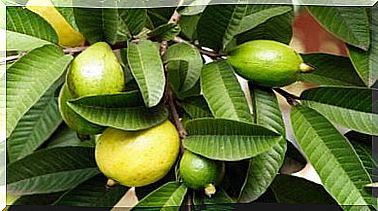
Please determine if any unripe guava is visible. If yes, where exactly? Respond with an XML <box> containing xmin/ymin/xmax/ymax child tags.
<box><xmin>227</xmin><ymin>40</ymin><xmax>313</xmax><ymax>87</ymax></box>
<box><xmin>67</xmin><ymin>42</ymin><xmax>125</xmax><ymax>97</ymax></box>
<box><xmin>179</xmin><ymin>150</ymin><xmax>225</xmax><ymax>197</ymax></box>
<box><xmin>58</xmin><ymin>84</ymin><xmax>104</xmax><ymax>135</ymax></box>
<box><xmin>26</xmin><ymin>0</ymin><xmax>85</xmax><ymax>47</ymax></box>
<box><xmin>95</xmin><ymin>120</ymin><xmax>180</xmax><ymax>187</ymax></box>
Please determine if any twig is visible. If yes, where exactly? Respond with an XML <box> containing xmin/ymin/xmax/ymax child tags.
<box><xmin>187</xmin><ymin>192</ymin><xmax>193</xmax><ymax>211</ymax></box>
<box><xmin>198</xmin><ymin>48</ymin><xmax>222</xmax><ymax>60</ymax></box>
<box><xmin>273</xmin><ymin>88</ymin><xmax>300</xmax><ymax>106</ymax></box>
<box><xmin>166</xmin><ymin>85</ymin><xmax>187</xmax><ymax>140</ymax></box>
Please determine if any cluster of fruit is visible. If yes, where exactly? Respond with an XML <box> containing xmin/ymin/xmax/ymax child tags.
<box><xmin>58</xmin><ymin>42</ymin><xmax>224</xmax><ymax>197</ymax></box>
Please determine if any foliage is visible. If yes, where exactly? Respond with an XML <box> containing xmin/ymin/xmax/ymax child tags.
<box><xmin>3</xmin><ymin>3</ymin><xmax>376</xmax><ymax>210</ymax></box>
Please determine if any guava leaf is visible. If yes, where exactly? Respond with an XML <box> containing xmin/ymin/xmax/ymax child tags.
<box><xmin>127</xmin><ymin>40</ymin><xmax>166</xmax><ymax>107</ymax></box>
<box><xmin>6</xmin><ymin>31</ymin><xmax>53</xmax><ymax>52</ymax></box>
<box><xmin>345</xmin><ymin>131</ymin><xmax>378</xmax><ymax>181</ymax></box>
<box><xmin>6</xmin><ymin>44</ymin><xmax>72</xmax><ymax>138</ymax></box>
<box><xmin>180</xmin><ymin>95</ymin><xmax>213</xmax><ymax>119</ymax></box>
<box><xmin>54</xmin><ymin>174</ymin><xmax>128</xmax><ymax>207</ymax></box>
<box><xmin>45</xmin><ymin>124</ymin><xmax>95</xmax><ymax>149</ymax></box>
<box><xmin>300</xmin><ymin>86</ymin><xmax>378</xmax><ymax>135</ymax></box>
<box><xmin>306</xmin><ymin>6</ymin><xmax>370</xmax><ymax>50</ymax></box>
<box><xmin>148</xmin><ymin>23</ymin><xmax>181</xmax><ymax>42</ymax></box>
<box><xmin>11</xmin><ymin>192</ymin><xmax>65</xmax><ymax>206</ymax></box>
<box><xmin>178</xmin><ymin>0</ymin><xmax>211</xmax><ymax>16</ymax></box>
<box><xmin>178</xmin><ymin>14</ymin><xmax>201</xmax><ymax>41</ymax></box>
<box><xmin>73</xmin><ymin>7</ymin><xmax>121</xmax><ymax>44</ymax></box>
<box><xmin>197</xmin><ymin>3</ymin><xmax>248</xmax><ymax>50</ymax></box>
<box><xmin>270</xmin><ymin>175</ymin><xmax>338</xmax><ymax>205</ymax></box>
<box><xmin>6</xmin><ymin>6</ymin><xmax>58</xmax><ymax>50</ymax></box>
<box><xmin>119</xmin><ymin>8</ymin><xmax>147</xmax><ymax>36</ymax></box>
<box><xmin>300</xmin><ymin>53</ymin><xmax>366</xmax><ymax>87</ymax></box>
<box><xmin>183</xmin><ymin>118</ymin><xmax>284</xmax><ymax>161</ymax></box>
<box><xmin>291</xmin><ymin>105</ymin><xmax>372</xmax><ymax>208</ymax></box>
<box><xmin>236</xmin><ymin>7</ymin><xmax>293</xmax><ymax>45</ymax></box>
<box><xmin>201</xmin><ymin>60</ymin><xmax>252</xmax><ymax>123</ymax></box>
<box><xmin>193</xmin><ymin>188</ymin><xmax>235</xmax><ymax>210</ymax></box>
<box><xmin>67</xmin><ymin>91</ymin><xmax>169</xmax><ymax>131</ymax></box>
<box><xmin>7</xmin><ymin>88</ymin><xmax>62</xmax><ymax>162</ymax></box>
<box><xmin>133</xmin><ymin>182</ymin><xmax>187</xmax><ymax>210</ymax></box>
<box><xmin>237</xmin><ymin>6</ymin><xmax>292</xmax><ymax>36</ymax></box>
<box><xmin>165</xmin><ymin>42</ymin><xmax>203</xmax><ymax>92</ymax></box>
<box><xmin>147</xmin><ymin>7</ymin><xmax>175</xmax><ymax>29</ymax></box>
<box><xmin>7</xmin><ymin>146</ymin><xmax>100</xmax><ymax>196</ymax></box>
<box><xmin>238</xmin><ymin>86</ymin><xmax>287</xmax><ymax>203</ymax></box>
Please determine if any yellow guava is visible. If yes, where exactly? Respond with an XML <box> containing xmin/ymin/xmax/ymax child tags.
<box><xmin>95</xmin><ymin>120</ymin><xmax>180</xmax><ymax>187</ymax></box>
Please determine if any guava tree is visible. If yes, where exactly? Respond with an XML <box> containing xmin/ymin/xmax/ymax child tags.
<box><xmin>3</xmin><ymin>0</ymin><xmax>378</xmax><ymax>210</ymax></box>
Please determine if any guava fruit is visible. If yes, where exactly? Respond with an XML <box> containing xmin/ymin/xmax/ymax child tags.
<box><xmin>26</xmin><ymin>0</ymin><xmax>85</xmax><ymax>47</ymax></box>
<box><xmin>66</xmin><ymin>42</ymin><xmax>125</xmax><ymax>97</ymax></box>
<box><xmin>179</xmin><ymin>150</ymin><xmax>225</xmax><ymax>197</ymax></box>
<box><xmin>58</xmin><ymin>83</ymin><xmax>104</xmax><ymax>135</ymax></box>
<box><xmin>95</xmin><ymin>120</ymin><xmax>180</xmax><ymax>187</ymax></box>
<box><xmin>227</xmin><ymin>40</ymin><xmax>313</xmax><ymax>87</ymax></box>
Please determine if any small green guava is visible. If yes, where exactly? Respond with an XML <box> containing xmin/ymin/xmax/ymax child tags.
<box><xmin>66</xmin><ymin>42</ymin><xmax>125</xmax><ymax>97</ymax></box>
<box><xmin>227</xmin><ymin>40</ymin><xmax>313</xmax><ymax>87</ymax></box>
<box><xmin>58</xmin><ymin>83</ymin><xmax>104</xmax><ymax>135</ymax></box>
<box><xmin>179</xmin><ymin>150</ymin><xmax>225</xmax><ymax>197</ymax></box>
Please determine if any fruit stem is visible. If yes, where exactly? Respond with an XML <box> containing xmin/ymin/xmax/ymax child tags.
<box><xmin>204</xmin><ymin>184</ymin><xmax>216</xmax><ymax>197</ymax></box>
<box><xmin>299</xmin><ymin>63</ymin><xmax>315</xmax><ymax>73</ymax></box>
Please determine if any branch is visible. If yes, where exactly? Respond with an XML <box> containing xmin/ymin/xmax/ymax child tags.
<box><xmin>273</xmin><ymin>88</ymin><xmax>300</xmax><ymax>106</ymax></box>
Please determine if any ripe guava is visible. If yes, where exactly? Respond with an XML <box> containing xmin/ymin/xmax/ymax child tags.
<box><xmin>179</xmin><ymin>150</ymin><xmax>225</xmax><ymax>197</ymax></box>
<box><xmin>95</xmin><ymin>120</ymin><xmax>180</xmax><ymax>187</ymax></box>
<box><xmin>26</xmin><ymin>0</ymin><xmax>85</xmax><ymax>47</ymax></box>
<box><xmin>227</xmin><ymin>40</ymin><xmax>313</xmax><ymax>87</ymax></box>
<box><xmin>58</xmin><ymin>84</ymin><xmax>104</xmax><ymax>135</ymax></box>
<box><xmin>66</xmin><ymin>42</ymin><xmax>125</xmax><ymax>97</ymax></box>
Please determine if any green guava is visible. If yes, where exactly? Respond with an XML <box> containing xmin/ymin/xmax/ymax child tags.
<box><xmin>58</xmin><ymin>83</ymin><xmax>104</xmax><ymax>135</ymax></box>
<box><xmin>227</xmin><ymin>40</ymin><xmax>313</xmax><ymax>87</ymax></box>
<box><xmin>66</xmin><ymin>42</ymin><xmax>125</xmax><ymax>97</ymax></box>
<box><xmin>179</xmin><ymin>150</ymin><xmax>225</xmax><ymax>197</ymax></box>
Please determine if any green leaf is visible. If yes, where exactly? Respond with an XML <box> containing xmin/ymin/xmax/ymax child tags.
<box><xmin>6</xmin><ymin>30</ymin><xmax>52</xmax><ymax>51</ymax></box>
<box><xmin>148</xmin><ymin>23</ymin><xmax>181</xmax><ymax>42</ymax></box>
<box><xmin>179</xmin><ymin>0</ymin><xmax>211</xmax><ymax>16</ymax></box>
<box><xmin>236</xmin><ymin>8</ymin><xmax>293</xmax><ymax>45</ymax></box>
<box><xmin>46</xmin><ymin>124</ymin><xmax>95</xmax><ymax>149</ymax></box>
<box><xmin>180</xmin><ymin>95</ymin><xmax>213</xmax><ymax>119</ymax></box>
<box><xmin>300</xmin><ymin>86</ymin><xmax>378</xmax><ymax>135</ymax></box>
<box><xmin>68</xmin><ymin>91</ymin><xmax>169</xmax><ymax>131</ymax></box>
<box><xmin>345</xmin><ymin>131</ymin><xmax>377</xmax><ymax>181</ymax></box>
<box><xmin>7</xmin><ymin>146</ymin><xmax>100</xmax><ymax>196</ymax></box>
<box><xmin>165</xmin><ymin>42</ymin><xmax>203</xmax><ymax>92</ymax></box>
<box><xmin>73</xmin><ymin>7</ymin><xmax>121</xmax><ymax>44</ymax></box>
<box><xmin>291</xmin><ymin>105</ymin><xmax>372</xmax><ymax>207</ymax></box>
<box><xmin>178</xmin><ymin>14</ymin><xmax>201</xmax><ymax>41</ymax></box>
<box><xmin>6</xmin><ymin>45</ymin><xmax>72</xmax><ymax>138</ymax></box>
<box><xmin>183</xmin><ymin>118</ymin><xmax>283</xmax><ymax>161</ymax></box>
<box><xmin>11</xmin><ymin>192</ymin><xmax>65</xmax><ymax>206</ymax></box>
<box><xmin>300</xmin><ymin>53</ymin><xmax>366</xmax><ymax>87</ymax></box>
<box><xmin>306</xmin><ymin>6</ymin><xmax>370</xmax><ymax>50</ymax></box>
<box><xmin>133</xmin><ymin>182</ymin><xmax>187</xmax><ymax>210</ymax></box>
<box><xmin>6</xmin><ymin>7</ymin><xmax>58</xmax><ymax>49</ymax></box>
<box><xmin>147</xmin><ymin>8</ymin><xmax>175</xmax><ymax>29</ymax></box>
<box><xmin>127</xmin><ymin>40</ymin><xmax>166</xmax><ymax>107</ymax></box>
<box><xmin>270</xmin><ymin>174</ymin><xmax>337</xmax><ymax>205</ymax></box>
<box><xmin>7</xmin><ymin>89</ymin><xmax>62</xmax><ymax>162</ymax></box>
<box><xmin>54</xmin><ymin>174</ymin><xmax>128</xmax><ymax>207</ymax></box>
<box><xmin>237</xmin><ymin>6</ymin><xmax>292</xmax><ymax>36</ymax></box>
<box><xmin>197</xmin><ymin>3</ymin><xmax>248</xmax><ymax>50</ymax></box>
<box><xmin>193</xmin><ymin>188</ymin><xmax>235</xmax><ymax>210</ymax></box>
<box><xmin>201</xmin><ymin>60</ymin><xmax>252</xmax><ymax>123</ymax></box>
<box><xmin>119</xmin><ymin>9</ymin><xmax>147</xmax><ymax>36</ymax></box>
<box><xmin>238</xmin><ymin>86</ymin><xmax>287</xmax><ymax>203</ymax></box>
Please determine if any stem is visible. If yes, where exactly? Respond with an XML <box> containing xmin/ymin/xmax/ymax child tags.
<box><xmin>166</xmin><ymin>85</ymin><xmax>187</xmax><ymax>140</ymax></box>
<box><xmin>187</xmin><ymin>191</ymin><xmax>193</xmax><ymax>211</ymax></box>
<box><xmin>273</xmin><ymin>88</ymin><xmax>300</xmax><ymax>106</ymax></box>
